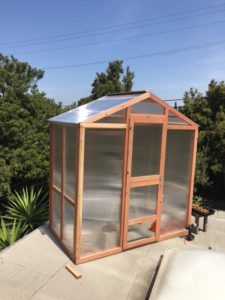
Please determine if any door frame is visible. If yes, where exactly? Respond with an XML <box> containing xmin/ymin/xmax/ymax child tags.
<box><xmin>122</xmin><ymin>110</ymin><xmax>168</xmax><ymax>250</ymax></box>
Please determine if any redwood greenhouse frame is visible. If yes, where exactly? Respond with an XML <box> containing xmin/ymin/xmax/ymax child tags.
<box><xmin>48</xmin><ymin>90</ymin><xmax>198</xmax><ymax>264</ymax></box>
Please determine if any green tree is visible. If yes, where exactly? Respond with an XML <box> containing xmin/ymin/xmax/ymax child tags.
<box><xmin>77</xmin><ymin>96</ymin><xmax>93</xmax><ymax>107</ymax></box>
<box><xmin>0</xmin><ymin>54</ymin><xmax>63</xmax><ymax>200</ymax></box>
<box><xmin>68</xmin><ymin>60</ymin><xmax>135</xmax><ymax>108</ymax></box>
<box><xmin>0</xmin><ymin>218</ymin><xmax>25</xmax><ymax>251</ymax></box>
<box><xmin>122</xmin><ymin>66</ymin><xmax>134</xmax><ymax>91</ymax></box>
<box><xmin>180</xmin><ymin>80</ymin><xmax>225</xmax><ymax>197</ymax></box>
<box><xmin>91</xmin><ymin>60</ymin><xmax>134</xmax><ymax>99</ymax></box>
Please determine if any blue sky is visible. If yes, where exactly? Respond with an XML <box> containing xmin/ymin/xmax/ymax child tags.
<box><xmin>1</xmin><ymin>0</ymin><xmax>225</xmax><ymax>105</ymax></box>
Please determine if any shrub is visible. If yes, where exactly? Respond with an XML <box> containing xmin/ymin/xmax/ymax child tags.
<box><xmin>0</xmin><ymin>218</ymin><xmax>25</xmax><ymax>251</ymax></box>
<box><xmin>6</xmin><ymin>186</ymin><xmax>49</xmax><ymax>233</ymax></box>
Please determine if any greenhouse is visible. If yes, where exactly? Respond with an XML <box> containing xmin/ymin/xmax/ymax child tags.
<box><xmin>48</xmin><ymin>90</ymin><xmax>198</xmax><ymax>264</ymax></box>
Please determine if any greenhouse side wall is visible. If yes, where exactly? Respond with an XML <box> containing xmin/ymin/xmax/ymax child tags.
<box><xmin>50</xmin><ymin>124</ymin><xmax>77</xmax><ymax>260</ymax></box>
<box><xmin>51</xmin><ymin>125</ymin><xmax>62</xmax><ymax>237</ymax></box>
<box><xmin>62</xmin><ymin>126</ymin><xmax>77</xmax><ymax>254</ymax></box>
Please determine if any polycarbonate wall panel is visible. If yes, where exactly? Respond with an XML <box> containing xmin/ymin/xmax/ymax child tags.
<box><xmin>52</xmin><ymin>190</ymin><xmax>61</xmax><ymax>235</ymax></box>
<box><xmin>96</xmin><ymin>109</ymin><xmax>126</xmax><ymax>123</ymax></box>
<box><xmin>132</xmin><ymin>100</ymin><xmax>164</xmax><ymax>114</ymax></box>
<box><xmin>49</xmin><ymin>94</ymin><xmax>143</xmax><ymax>124</ymax></box>
<box><xmin>128</xmin><ymin>220</ymin><xmax>155</xmax><ymax>242</ymax></box>
<box><xmin>80</xmin><ymin>129</ymin><xmax>125</xmax><ymax>256</ymax></box>
<box><xmin>129</xmin><ymin>186</ymin><xmax>157</xmax><ymax>219</ymax></box>
<box><xmin>62</xmin><ymin>199</ymin><xmax>74</xmax><ymax>253</ymax></box>
<box><xmin>161</xmin><ymin>130</ymin><xmax>194</xmax><ymax>234</ymax></box>
<box><xmin>64</xmin><ymin>127</ymin><xmax>77</xmax><ymax>200</ymax></box>
<box><xmin>53</xmin><ymin>126</ymin><xmax>62</xmax><ymax>188</ymax></box>
<box><xmin>132</xmin><ymin>125</ymin><xmax>162</xmax><ymax>176</ymax></box>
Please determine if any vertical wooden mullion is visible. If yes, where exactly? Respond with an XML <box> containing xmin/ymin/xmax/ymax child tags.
<box><xmin>49</xmin><ymin>124</ymin><xmax>54</xmax><ymax>228</ymax></box>
<box><xmin>120</xmin><ymin>108</ymin><xmax>131</xmax><ymax>249</ymax></box>
<box><xmin>60</xmin><ymin>126</ymin><xmax>65</xmax><ymax>241</ymax></box>
<box><xmin>123</xmin><ymin>116</ymin><xmax>134</xmax><ymax>249</ymax></box>
<box><xmin>156</xmin><ymin>109</ymin><xmax>168</xmax><ymax>240</ymax></box>
<box><xmin>73</xmin><ymin>125</ymin><xmax>79</xmax><ymax>262</ymax></box>
<box><xmin>186</xmin><ymin>128</ymin><xmax>198</xmax><ymax>224</ymax></box>
<box><xmin>75</xmin><ymin>125</ymin><xmax>85</xmax><ymax>263</ymax></box>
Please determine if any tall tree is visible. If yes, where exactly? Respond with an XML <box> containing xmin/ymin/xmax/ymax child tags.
<box><xmin>91</xmin><ymin>60</ymin><xmax>134</xmax><ymax>99</ymax></box>
<box><xmin>180</xmin><ymin>80</ymin><xmax>225</xmax><ymax>197</ymax></box>
<box><xmin>0</xmin><ymin>54</ymin><xmax>63</xmax><ymax>200</ymax></box>
<box><xmin>69</xmin><ymin>60</ymin><xmax>135</xmax><ymax>107</ymax></box>
<box><xmin>122</xmin><ymin>66</ymin><xmax>134</xmax><ymax>91</ymax></box>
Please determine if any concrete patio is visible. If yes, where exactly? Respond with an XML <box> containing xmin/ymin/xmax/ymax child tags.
<box><xmin>0</xmin><ymin>210</ymin><xmax>224</xmax><ymax>300</ymax></box>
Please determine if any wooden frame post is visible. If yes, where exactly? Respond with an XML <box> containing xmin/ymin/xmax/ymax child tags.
<box><xmin>60</xmin><ymin>126</ymin><xmax>65</xmax><ymax>240</ymax></box>
<box><xmin>186</xmin><ymin>128</ymin><xmax>198</xmax><ymax>224</ymax></box>
<box><xmin>49</xmin><ymin>124</ymin><xmax>54</xmax><ymax>228</ymax></box>
<box><xmin>120</xmin><ymin>107</ymin><xmax>131</xmax><ymax>249</ymax></box>
<box><xmin>75</xmin><ymin>125</ymin><xmax>85</xmax><ymax>263</ymax></box>
<box><xmin>122</xmin><ymin>115</ymin><xmax>134</xmax><ymax>249</ymax></box>
<box><xmin>72</xmin><ymin>126</ymin><xmax>79</xmax><ymax>262</ymax></box>
<box><xmin>155</xmin><ymin>108</ymin><xmax>168</xmax><ymax>240</ymax></box>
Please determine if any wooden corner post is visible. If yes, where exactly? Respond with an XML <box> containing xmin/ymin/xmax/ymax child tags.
<box><xmin>122</xmin><ymin>113</ymin><xmax>134</xmax><ymax>249</ymax></box>
<box><xmin>120</xmin><ymin>107</ymin><xmax>131</xmax><ymax>249</ymax></box>
<box><xmin>49</xmin><ymin>124</ymin><xmax>54</xmax><ymax>228</ymax></box>
<box><xmin>186</xmin><ymin>128</ymin><xmax>198</xmax><ymax>224</ymax></box>
<box><xmin>75</xmin><ymin>125</ymin><xmax>85</xmax><ymax>263</ymax></box>
<box><xmin>60</xmin><ymin>126</ymin><xmax>65</xmax><ymax>241</ymax></box>
<box><xmin>156</xmin><ymin>108</ymin><xmax>168</xmax><ymax>240</ymax></box>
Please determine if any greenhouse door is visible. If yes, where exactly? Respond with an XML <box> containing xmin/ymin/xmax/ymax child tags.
<box><xmin>123</xmin><ymin>115</ymin><xmax>166</xmax><ymax>249</ymax></box>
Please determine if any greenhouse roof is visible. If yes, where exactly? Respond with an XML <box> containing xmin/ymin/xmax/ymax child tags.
<box><xmin>48</xmin><ymin>90</ymin><xmax>198</xmax><ymax>127</ymax></box>
<box><xmin>49</xmin><ymin>92</ymin><xmax>146</xmax><ymax>125</ymax></box>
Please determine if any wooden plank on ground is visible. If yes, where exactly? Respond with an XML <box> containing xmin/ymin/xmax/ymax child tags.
<box><xmin>65</xmin><ymin>263</ymin><xmax>82</xmax><ymax>279</ymax></box>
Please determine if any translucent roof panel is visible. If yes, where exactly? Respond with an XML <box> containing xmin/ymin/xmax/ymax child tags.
<box><xmin>49</xmin><ymin>94</ymin><xmax>143</xmax><ymax>124</ymax></box>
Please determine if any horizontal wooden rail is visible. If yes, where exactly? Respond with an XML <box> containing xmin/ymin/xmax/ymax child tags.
<box><xmin>128</xmin><ymin>214</ymin><xmax>156</xmax><ymax>225</ymax></box>
<box><xmin>130</xmin><ymin>175</ymin><xmax>160</xmax><ymax>183</ymax></box>
<box><xmin>167</xmin><ymin>125</ymin><xmax>195</xmax><ymax>130</ymax></box>
<box><xmin>126</xmin><ymin>236</ymin><xmax>156</xmax><ymax>249</ymax></box>
<box><xmin>52</xmin><ymin>185</ymin><xmax>61</xmax><ymax>193</ymax></box>
<box><xmin>80</xmin><ymin>123</ymin><xmax>126</xmax><ymax>129</ymax></box>
<box><xmin>77</xmin><ymin>247</ymin><xmax>121</xmax><ymax>264</ymax></box>
<box><xmin>159</xmin><ymin>229</ymin><xmax>187</xmax><ymax>241</ymax></box>
<box><xmin>64</xmin><ymin>195</ymin><xmax>75</xmax><ymax>205</ymax></box>
<box><xmin>130</xmin><ymin>179</ymin><xmax>160</xmax><ymax>188</ymax></box>
<box><xmin>130</xmin><ymin>114</ymin><xmax>165</xmax><ymax>123</ymax></box>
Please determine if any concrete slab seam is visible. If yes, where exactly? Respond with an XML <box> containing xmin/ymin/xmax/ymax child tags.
<box><xmin>28</xmin><ymin>259</ymin><xmax>70</xmax><ymax>300</ymax></box>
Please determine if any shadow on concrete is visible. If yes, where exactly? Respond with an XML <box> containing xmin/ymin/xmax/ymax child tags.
<box><xmin>39</xmin><ymin>224</ymin><xmax>71</xmax><ymax>259</ymax></box>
